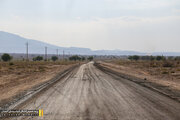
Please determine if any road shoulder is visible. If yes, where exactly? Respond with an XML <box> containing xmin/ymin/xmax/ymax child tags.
<box><xmin>94</xmin><ymin>62</ymin><xmax>180</xmax><ymax>102</ymax></box>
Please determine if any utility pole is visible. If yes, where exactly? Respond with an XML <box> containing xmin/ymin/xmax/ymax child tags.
<box><xmin>63</xmin><ymin>50</ymin><xmax>64</xmax><ymax>60</ymax></box>
<box><xmin>26</xmin><ymin>42</ymin><xmax>29</xmax><ymax>61</ymax></box>
<box><xmin>56</xmin><ymin>49</ymin><xmax>59</xmax><ymax>60</ymax></box>
<box><xmin>45</xmin><ymin>46</ymin><xmax>47</xmax><ymax>61</ymax></box>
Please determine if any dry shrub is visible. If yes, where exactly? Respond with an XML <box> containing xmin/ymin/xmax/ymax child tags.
<box><xmin>150</xmin><ymin>62</ymin><xmax>158</xmax><ymax>67</ymax></box>
<box><xmin>162</xmin><ymin>71</ymin><xmax>169</xmax><ymax>74</ymax></box>
<box><xmin>9</xmin><ymin>62</ymin><xmax>14</xmax><ymax>66</ymax></box>
<box><xmin>162</xmin><ymin>61</ymin><xmax>174</xmax><ymax>67</ymax></box>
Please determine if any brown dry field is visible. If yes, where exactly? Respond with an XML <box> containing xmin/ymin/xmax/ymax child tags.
<box><xmin>3</xmin><ymin>62</ymin><xmax>180</xmax><ymax>120</ymax></box>
<box><xmin>100</xmin><ymin>60</ymin><xmax>180</xmax><ymax>91</ymax></box>
<box><xmin>0</xmin><ymin>61</ymin><xmax>78</xmax><ymax>106</ymax></box>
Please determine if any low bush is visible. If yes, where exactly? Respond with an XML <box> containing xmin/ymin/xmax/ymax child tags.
<box><xmin>51</xmin><ymin>56</ymin><xmax>58</xmax><ymax>61</ymax></box>
<box><xmin>156</xmin><ymin>56</ymin><xmax>165</xmax><ymax>61</ymax></box>
<box><xmin>1</xmin><ymin>53</ymin><xmax>12</xmax><ymax>62</ymax></box>
<box><xmin>33</xmin><ymin>56</ymin><xmax>43</xmax><ymax>61</ymax></box>
<box><xmin>163</xmin><ymin>61</ymin><xmax>174</xmax><ymax>67</ymax></box>
<box><xmin>128</xmin><ymin>55</ymin><xmax>140</xmax><ymax>61</ymax></box>
<box><xmin>150</xmin><ymin>62</ymin><xmax>158</xmax><ymax>67</ymax></box>
<box><xmin>87</xmin><ymin>56</ymin><xmax>94</xmax><ymax>61</ymax></box>
<box><xmin>69</xmin><ymin>55</ymin><xmax>81</xmax><ymax>61</ymax></box>
<box><xmin>9</xmin><ymin>62</ymin><xmax>14</xmax><ymax>66</ymax></box>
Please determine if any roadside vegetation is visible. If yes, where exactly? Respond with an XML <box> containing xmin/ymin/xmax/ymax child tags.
<box><xmin>87</xmin><ymin>56</ymin><xmax>94</xmax><ymax>61</ymax></box>
<box><xmin>68</xmin><ymin>55</ymin><xmax>93</xmax><ymax>61</ymax></box>
<box><xmin>96</xmin><ymin>56</ymin><xmax>180</xmax><ymax>98</ymax></box>
<box><xmin>1</xmin><ymin>53</ymin><xmax>12</xmax><ymax>62</ymax></box>
<box><xmin>104</xmin><ymin>55</ymin><xmax>180</xmax><ymax>91</ymax></box>
<box><xmin>0</xmin><ymin>53</ymin><xmax>88</xmax><ymax>106</ymax></box>
<box><xmin>0</xmin><ymin>54</ymin><xmax>92</xmax><ymax>76</ymax></box>
<box><xmin>119</xmin><ymin>55</ymin><xmax>180</xmax><ymax>75</ymax></box>
<box><xmin>0</xmin><ymin>53</ymin><xmax>93</xmax><ymax>62</ymax></box>
<box><xmin>0</xmin><ymin>59</ymin><xmax>77</xmax><ymax>106</ymax></box>
<box><xmin>51</xmin><ymin>56</ymin><xmax>58</xmax><ymax>61</ymax></box>
<box><xmin>69</xmin><ymin>55</ymin><xmax>82</xmax><ymax>61</ymax></box>
<box><xmin>0</xmin><ymin>52</ymin><xmax>92</xmax><ymax>109</ymax></box>
<box><xmin>33</xmin><ymin>56</ymin><xmax>43</xmax><ymax>61</ymax></box>
<box><xmin>128</xmin><ymin>55</ymin><xmax>167</xmax><ymax>61</ymax></box>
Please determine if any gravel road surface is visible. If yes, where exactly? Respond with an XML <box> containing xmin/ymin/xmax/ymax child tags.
<box><xmin>3</xmin><ymin>62</ymin><xmax>180</xmax><ymax>120</ymax></box>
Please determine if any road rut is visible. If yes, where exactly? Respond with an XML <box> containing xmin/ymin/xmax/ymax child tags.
<box><xmin>3</xmin><ymin>62</ymin><xmax>180</xmax><ymax>120</ymax></box>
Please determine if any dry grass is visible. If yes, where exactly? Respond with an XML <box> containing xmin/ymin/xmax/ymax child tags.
<box><xmin>0</xmin><ymin>60</ymin><xmax>78</xmax><ymax>106</ymax></box>
<box><xmin>102</xmin><ymin>59</ymin><xmax>180</xmax><ymax>91</ymax></box>
<box><xmin>112</xmin><ymin>60</ymin><xmax>180</xmax><ymax>76</ymax></box>
<box><xmin>0</xmin><ymin>61</ymin><xmax>77</xmax><ymax>73</ymax></box>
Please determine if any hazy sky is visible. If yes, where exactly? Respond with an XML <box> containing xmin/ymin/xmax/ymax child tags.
<box><xmin>0</xmin><ymin>0</ymin><xmax>180</xmax><ymax>52</ymax></box>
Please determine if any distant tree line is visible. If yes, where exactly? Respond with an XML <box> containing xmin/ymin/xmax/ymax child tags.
<box><xmin>0</xmin><ymin>53</ymin><xmax>94</xmax><ymax>62</ymax></box>
<box><xmin>87</xmin><ymin>56</ymin><xmax>93</xmax><ymax>61</ymax></box>
<box><xmin>33</xmin><ymin>56</ymin><xmax>59</xmax><ymax>61</ymax></box>
<box><xmin>128</xmin><ymin>55</ymin><xmax>180</xmax><ymax>61</ymax></box>
<box><xmin>69</xmin><ymin>55</ymin><xmax>82</xmax><ymax>61</ymax></box>
<box><xmin>2</xmin><ymin>53</ymin><xmax>179</xmax><ymax>62</ymax></box>
<box><xmin>68</xmin><ymin>55</ymin><xmax>93</xmax><ymax>61</ymax></box>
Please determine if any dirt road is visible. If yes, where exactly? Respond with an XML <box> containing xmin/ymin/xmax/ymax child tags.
<box><xmin>3</xmin><ymin>62</ymin><xmax>180</xmax><ymax>120</ymax></box>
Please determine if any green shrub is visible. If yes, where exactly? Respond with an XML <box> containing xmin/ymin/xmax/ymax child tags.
<box><xmin>150</xmin><ymin>56</ymin><xmax>155</xmax><ymax>61</ymax></box>
<box><xmin>33</xmin><ymin>56</ymin><xmax>43</xmax><ymax>61</ymax></box>
<box><xmin>51</xmin><ymin>56</ymin><xmax>58</xmax><ymax>61</ymax></box>
<box><xmin>1</xmin><ymin>53</ymin><xmax>12</xmax><ymax>62</ymax></box>
<box><xmin>156</xmin><ymin>56</ymin><xmax>165</xmax><ymax>61</ymax></box>
<box><xmin>81</xmin><ymin>57</ymin><xmax>86</xmax><ymax>61</ymax></box>
<box><xmin>87</xmin><ymin>56</ymin><xmax>93</xmax><ymax>61</ymax></box>
<box><xmin>128</xmin><ymin>55</ymin><xmax>140</xmax><ymax>61</ymax></box>
<box><xmin>69</xmin><ymin>55</ymin><xmax>81</xmax><ymax>61</ymax></box>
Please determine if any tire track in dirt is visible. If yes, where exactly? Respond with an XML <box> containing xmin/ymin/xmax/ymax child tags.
<box><xmin>3</xmin><ymin>62</ymin><xmax>180</xmax><ymax>120</ymax></box>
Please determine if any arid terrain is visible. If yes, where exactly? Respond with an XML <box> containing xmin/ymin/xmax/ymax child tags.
<box><xmin>100</xmin><ymin>60</ymin><xmax>180</xmax><ymax>92</ymax></box>
<box><xmin>1</xmin><ymin>62</ymin><xmax>180</xmax><ymax>120</ymax></box>
<box><xmin>0</xmin><ymin>61</ymin><xmax>78</xmax><ymax>107</ymax></box>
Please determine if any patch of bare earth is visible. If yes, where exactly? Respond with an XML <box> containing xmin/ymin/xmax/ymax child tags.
<box><xmin>99</xmin><ymin>60</ymin><xmax>180</xmax><ymax>92</ymax></box>
<box><xmin>0</xmin><ymin>61</ymin><xmax>77</xmax><ymax>106</ymax></box>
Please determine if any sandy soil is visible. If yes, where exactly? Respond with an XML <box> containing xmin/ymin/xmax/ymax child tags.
<box><xmin>0</xmin><ymin>61</ymin><xmax>76</xmax><ymax>107</ymax></box>
<box><xmin>3</xmin><ymin>62</ymin><xmax>180</xmax><ymax>120</ymax></box>
<box><xmin>99</xmin><ymin>61</ymin><xmax>180</xmax><ymax>91</ymax></box>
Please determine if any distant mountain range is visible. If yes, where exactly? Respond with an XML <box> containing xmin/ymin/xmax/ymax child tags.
<box><xmin>0</xmin><ymin>31</ymin><xmax>180</xmax><ymax>56</ymax></box>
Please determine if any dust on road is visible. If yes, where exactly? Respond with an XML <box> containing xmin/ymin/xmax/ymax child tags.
<box><xmin>3</xmin><ymin>62</ymin><xmax>180</xmax><ymax>120</ymax></box>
